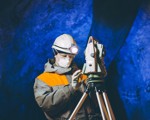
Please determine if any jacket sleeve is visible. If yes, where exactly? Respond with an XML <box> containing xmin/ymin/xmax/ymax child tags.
<box><xmin>33</xmin><ymin>78</ymin><xmax>75</xmax><ymax>114</ymax></box>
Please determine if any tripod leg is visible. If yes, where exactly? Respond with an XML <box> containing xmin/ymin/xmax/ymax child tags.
<box><xmin>102</xmin><ymin>92</ymin><xmax>116</xmax><ymax>120</ymax></box>
<box><xmin>95</xmin><ymin>89</ymin><xmax>109</xmax><ymax>120</ymax></box>
<box><xmin>68</xmin><ymin>92</ymin><xmax>88</xmax><ymax>120</ymax></box>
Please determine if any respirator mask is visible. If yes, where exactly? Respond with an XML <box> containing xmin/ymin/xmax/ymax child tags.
<box><xmin>58</xmin><ymin>57</ymin><xmax>71</xmax><ymax>68</ymax></box>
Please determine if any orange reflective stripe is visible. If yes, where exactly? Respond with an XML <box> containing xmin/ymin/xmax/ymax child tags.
<box><xmin>37</xmin><ymin>72</ymin><xmax>69</xmax><ymax>86</ymax></box>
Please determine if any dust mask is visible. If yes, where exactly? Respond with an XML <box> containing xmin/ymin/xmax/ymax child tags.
<box><xmin>58</xmin><ymin>58</ymin><xmax>71</xmax><ymax>68</ymax></box>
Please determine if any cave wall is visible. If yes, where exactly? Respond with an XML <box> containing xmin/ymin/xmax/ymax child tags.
<box><xmin>0</xmin><ymin>0</ymin><xmax>149</xmax><ymax>120</ymax></box>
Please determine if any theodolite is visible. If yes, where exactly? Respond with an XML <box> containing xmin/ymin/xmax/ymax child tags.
<box><xmin>69</xmin><ymin>36</ymin><xmax>116</xmax><ymax>120</ymax></box>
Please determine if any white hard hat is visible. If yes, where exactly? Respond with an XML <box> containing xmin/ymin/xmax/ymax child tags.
<box><xmin>52</xmin><ymin>34</ymin><xmax>78</xmax><ymax>54</ymax></box>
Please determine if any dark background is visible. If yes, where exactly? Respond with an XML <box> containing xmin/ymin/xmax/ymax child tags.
<box><xmin>0</xmin><ymin>0</ymin><xmax>149</xmax><ymax>120</ymax></box>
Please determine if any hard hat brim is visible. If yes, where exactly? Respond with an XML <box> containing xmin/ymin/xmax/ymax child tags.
<box><xmin>52</xmin><ymin>45</ymin><xmax>72</xmax><ymax>54</ymax></box>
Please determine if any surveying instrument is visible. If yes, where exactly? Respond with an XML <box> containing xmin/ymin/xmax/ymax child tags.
<box><xmin>69</xmin><ymin>36</ymin><xmax>115</xmax><ymax>120</ymax></box>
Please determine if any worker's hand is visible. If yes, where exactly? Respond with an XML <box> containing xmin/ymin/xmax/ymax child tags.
<box><xmin>71</xmin><ymin>70</ymin><xmax>82</xmax><ymax>90</ymax></box>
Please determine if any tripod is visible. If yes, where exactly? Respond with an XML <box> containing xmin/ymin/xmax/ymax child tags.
<box><xmin>68</xmin><ymin>76</ymin><xmax>116</xmax><ymax>120</ymax></box>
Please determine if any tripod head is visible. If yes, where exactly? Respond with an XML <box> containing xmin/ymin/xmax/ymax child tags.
<box><xmin>82</xmin><ymin>36</ymin><xmax>107</xmax><ymax>85</ymax></box>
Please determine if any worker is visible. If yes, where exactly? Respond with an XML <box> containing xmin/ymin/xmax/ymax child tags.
<box><xmin>33</xmin><ymin>34</ymin><xmax>101</xmax><ymax>120</ymax></box>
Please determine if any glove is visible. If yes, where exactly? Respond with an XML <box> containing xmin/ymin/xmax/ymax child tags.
<box><xmin>71</xmin><ymin>69</ymin><xmax>82</xmax><ymax>90</ymax></box>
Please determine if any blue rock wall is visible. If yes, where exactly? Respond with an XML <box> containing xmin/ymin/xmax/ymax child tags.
<box><xmin>116</xmin><ymin>1</ymin><xmax>150</xmax><ymax>119</ymax></box>
<box><xmin>0</xmin><ymin>0</ymin><xmax>150</xmax><ymax>120</ymax></box>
